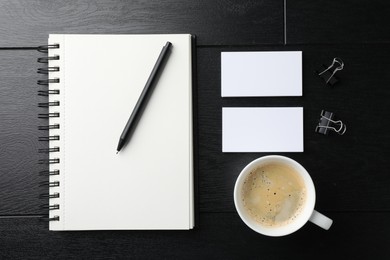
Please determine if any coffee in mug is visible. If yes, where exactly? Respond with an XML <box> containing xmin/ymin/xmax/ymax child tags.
<box><xmin>241</xmin><ymin>163</ymin><xmax>306</xmax><ymax>227</ymax></box>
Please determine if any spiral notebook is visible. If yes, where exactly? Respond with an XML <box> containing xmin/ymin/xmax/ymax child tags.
<box><xmin>40</xmin><ymin>34</ymin><xmax>194</xmax><ymax>230</ymax></box>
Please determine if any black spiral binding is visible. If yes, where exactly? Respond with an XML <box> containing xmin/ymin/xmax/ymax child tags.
<box><xmin>37</xmin><ymin>44</ymin><xmax>61</xmax><ymax>222</ymax></box>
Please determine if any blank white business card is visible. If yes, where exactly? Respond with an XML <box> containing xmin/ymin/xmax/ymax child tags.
<box><xmin>222</xmin><ymin>107</ymin><xmax>304</xmax><ymax>152</ymax></box>
<box><xmin>221</xmin><ymin>51</ymin><xmax>302</xmax><ymax>97</ymax></box>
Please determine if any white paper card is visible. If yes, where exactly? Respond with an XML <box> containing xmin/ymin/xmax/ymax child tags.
<box><xmin>221</xmin><ymin>51</ymin><xmax>302</xmax><ymax>97</ymax></box>
<box><xmin>222</xmin><ymin>107</ymin><xmax>304</xmax><ymax>152</ymax></box>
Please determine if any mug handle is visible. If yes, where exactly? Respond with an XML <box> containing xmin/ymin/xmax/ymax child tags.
<box><xmin>309</xmin><ymin>210</ymin><xmax>333</xmax><ymax>230</ymax></box>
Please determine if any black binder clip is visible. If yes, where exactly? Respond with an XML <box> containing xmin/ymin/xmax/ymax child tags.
<box><xmin>315</xmin><ymin>110</ymin><xmax>346</xmax><ymax>135</ymax></box>
<box><xmin>317</xmin><ymin>58</ymin><xmax>344</xmax><ymax>86</ymax></box>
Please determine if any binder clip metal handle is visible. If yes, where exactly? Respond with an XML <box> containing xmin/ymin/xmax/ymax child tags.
<box><xmin>317</xmin><ymin>58</ymin><xmax>344</xmax><ymax>86</ymax></box>
<box><xmin>315</xmin><ymin>110</ymin><xmax>346</xmax><ymax>135</ymax></box>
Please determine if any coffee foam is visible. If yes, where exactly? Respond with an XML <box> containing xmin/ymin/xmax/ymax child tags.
<box><xmin>241</xmin><ymin>163</ymin><xmax>306</xmax><ymax>227</ymax></box>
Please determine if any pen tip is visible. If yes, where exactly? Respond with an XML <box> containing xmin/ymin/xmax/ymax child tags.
<box><xmin>116</xmin><ymin>151</ymin><xmax>119</xmax><ymax>154</ymax></box>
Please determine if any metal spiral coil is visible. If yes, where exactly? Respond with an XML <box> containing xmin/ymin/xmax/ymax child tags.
<box><xmin>37</xmin><ymin>78</ymin><xmax>60</xmax><ymax>86</ymax></box>
<box><xmin>37</xmin><ymin>67</ymin><xmax>60</xmax><ymax>74</ymax></box>
<box><xmin>38</xmin><ymin>101</ymin><xmax>60</xmax><ymax>107</ymax></box>
<box><xmin>38</xmin><ymin>158</ymin><xmax>60</xmax><ymax>164</ymax></box>
<box><xmin>39</xmin><ymin>170</ymin><xmax>60</xmax><ymax>176</ymax></box>
<box><xmin>39</xmin><ymin>181</ymin><xmax>60</xmax><ymax>187</ymax></box>
<box><xmin>38</xmin><ymin>136</ymin><xmax>60</xmax><ymax>141</ymax></box>
<box><xmin>38</xmin><ymin>44</ymin><xmax>61</xmax><ymax>222</ymax></box>
<box><xmin>38</xmin><ymin>89</ymin><xmax>60</xmax><ymax>96</ymax></box>
<box><xmin>37</xmin><ymin>44</ymin><xmax>60</xmax><ymax>53</ymax></box>
<box><xmin>37</xmin><ymin>55</ymin><xmax>60</xmax><ymax>63</ymax></box>
<box><xmin>38</xmin><ymin>124</ymin><xmax>60</xmax><ymax>130</ymax></box>
<box><xmin>39</xmin><ymin>192</ymin><xmax>60</xmax><ymax>199</ymax></box>
<box><xmin>38</xmin><ymin>147</ymin><xmax>60</xmax><ymax>153</ymax></box>
<box><xmin>38</xmin><ymin>112</ymin><xmax>59</xmax><ymax>118</ymax></box>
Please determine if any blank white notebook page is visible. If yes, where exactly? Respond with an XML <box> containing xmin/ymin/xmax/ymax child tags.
<box><xmin>222</xmin><ymin>107</ymin><xmax>304</xmax><ymax>152</ymax></box>
<box><xmin>48</xmin><ymin>34</ymin><xmax>193</xmax><ymax>230</ymax></box>
<box><xmin>221</xmin><ymin>51</ymin><xmax>302</xmax><ymax>97</ymax></box>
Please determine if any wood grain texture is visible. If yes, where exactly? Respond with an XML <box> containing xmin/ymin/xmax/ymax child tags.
<box><xmin>0</xmin><ymin>213</ymin><xmax>389</xmax><ymax>259</ymax></box>
<box><xmin>0</xmin><ymin>50</ymin><xmax>47</xmax><ymax>215</ymax></box>
<box><xmin>286</xmin><ymin>0</ymin><xmax>390</xmax><ymax>44</ymax></box>
<box><xmin>197</xmin><ymin>44</ymin><xmax>390</xmax><ymax>212</ymax></box>
<box><xmin>0</xmin><ymin>0</ymin><xmax>283</xmax><ymax>47</ymax></box>
<box><xmin>0</xmin><ymin>1</ymin><xmax>389</xmax><ymax>258</ymax></box>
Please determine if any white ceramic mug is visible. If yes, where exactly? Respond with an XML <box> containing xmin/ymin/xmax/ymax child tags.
<box><xmin>234</xmin><ymin>155</ymin><xmax>333</xmax><ymax>236</ymax></box>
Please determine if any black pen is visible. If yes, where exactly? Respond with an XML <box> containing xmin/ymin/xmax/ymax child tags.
<box><xmin>116</xmin><ymin>41</ymin><xmax>172</xmax><ymax>153</ymax></box>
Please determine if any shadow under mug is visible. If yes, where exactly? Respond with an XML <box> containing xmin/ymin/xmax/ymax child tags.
<box><xmin>234</xmin><ymin>155</ymin><xmax>333</xmax><ymax>237</ymax></box>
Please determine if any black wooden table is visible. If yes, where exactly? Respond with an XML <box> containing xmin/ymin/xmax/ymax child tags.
<box><xmin>1</xmin><ymin>1</ymin><xmax>389</xmax><ymax>259</ymax></box>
